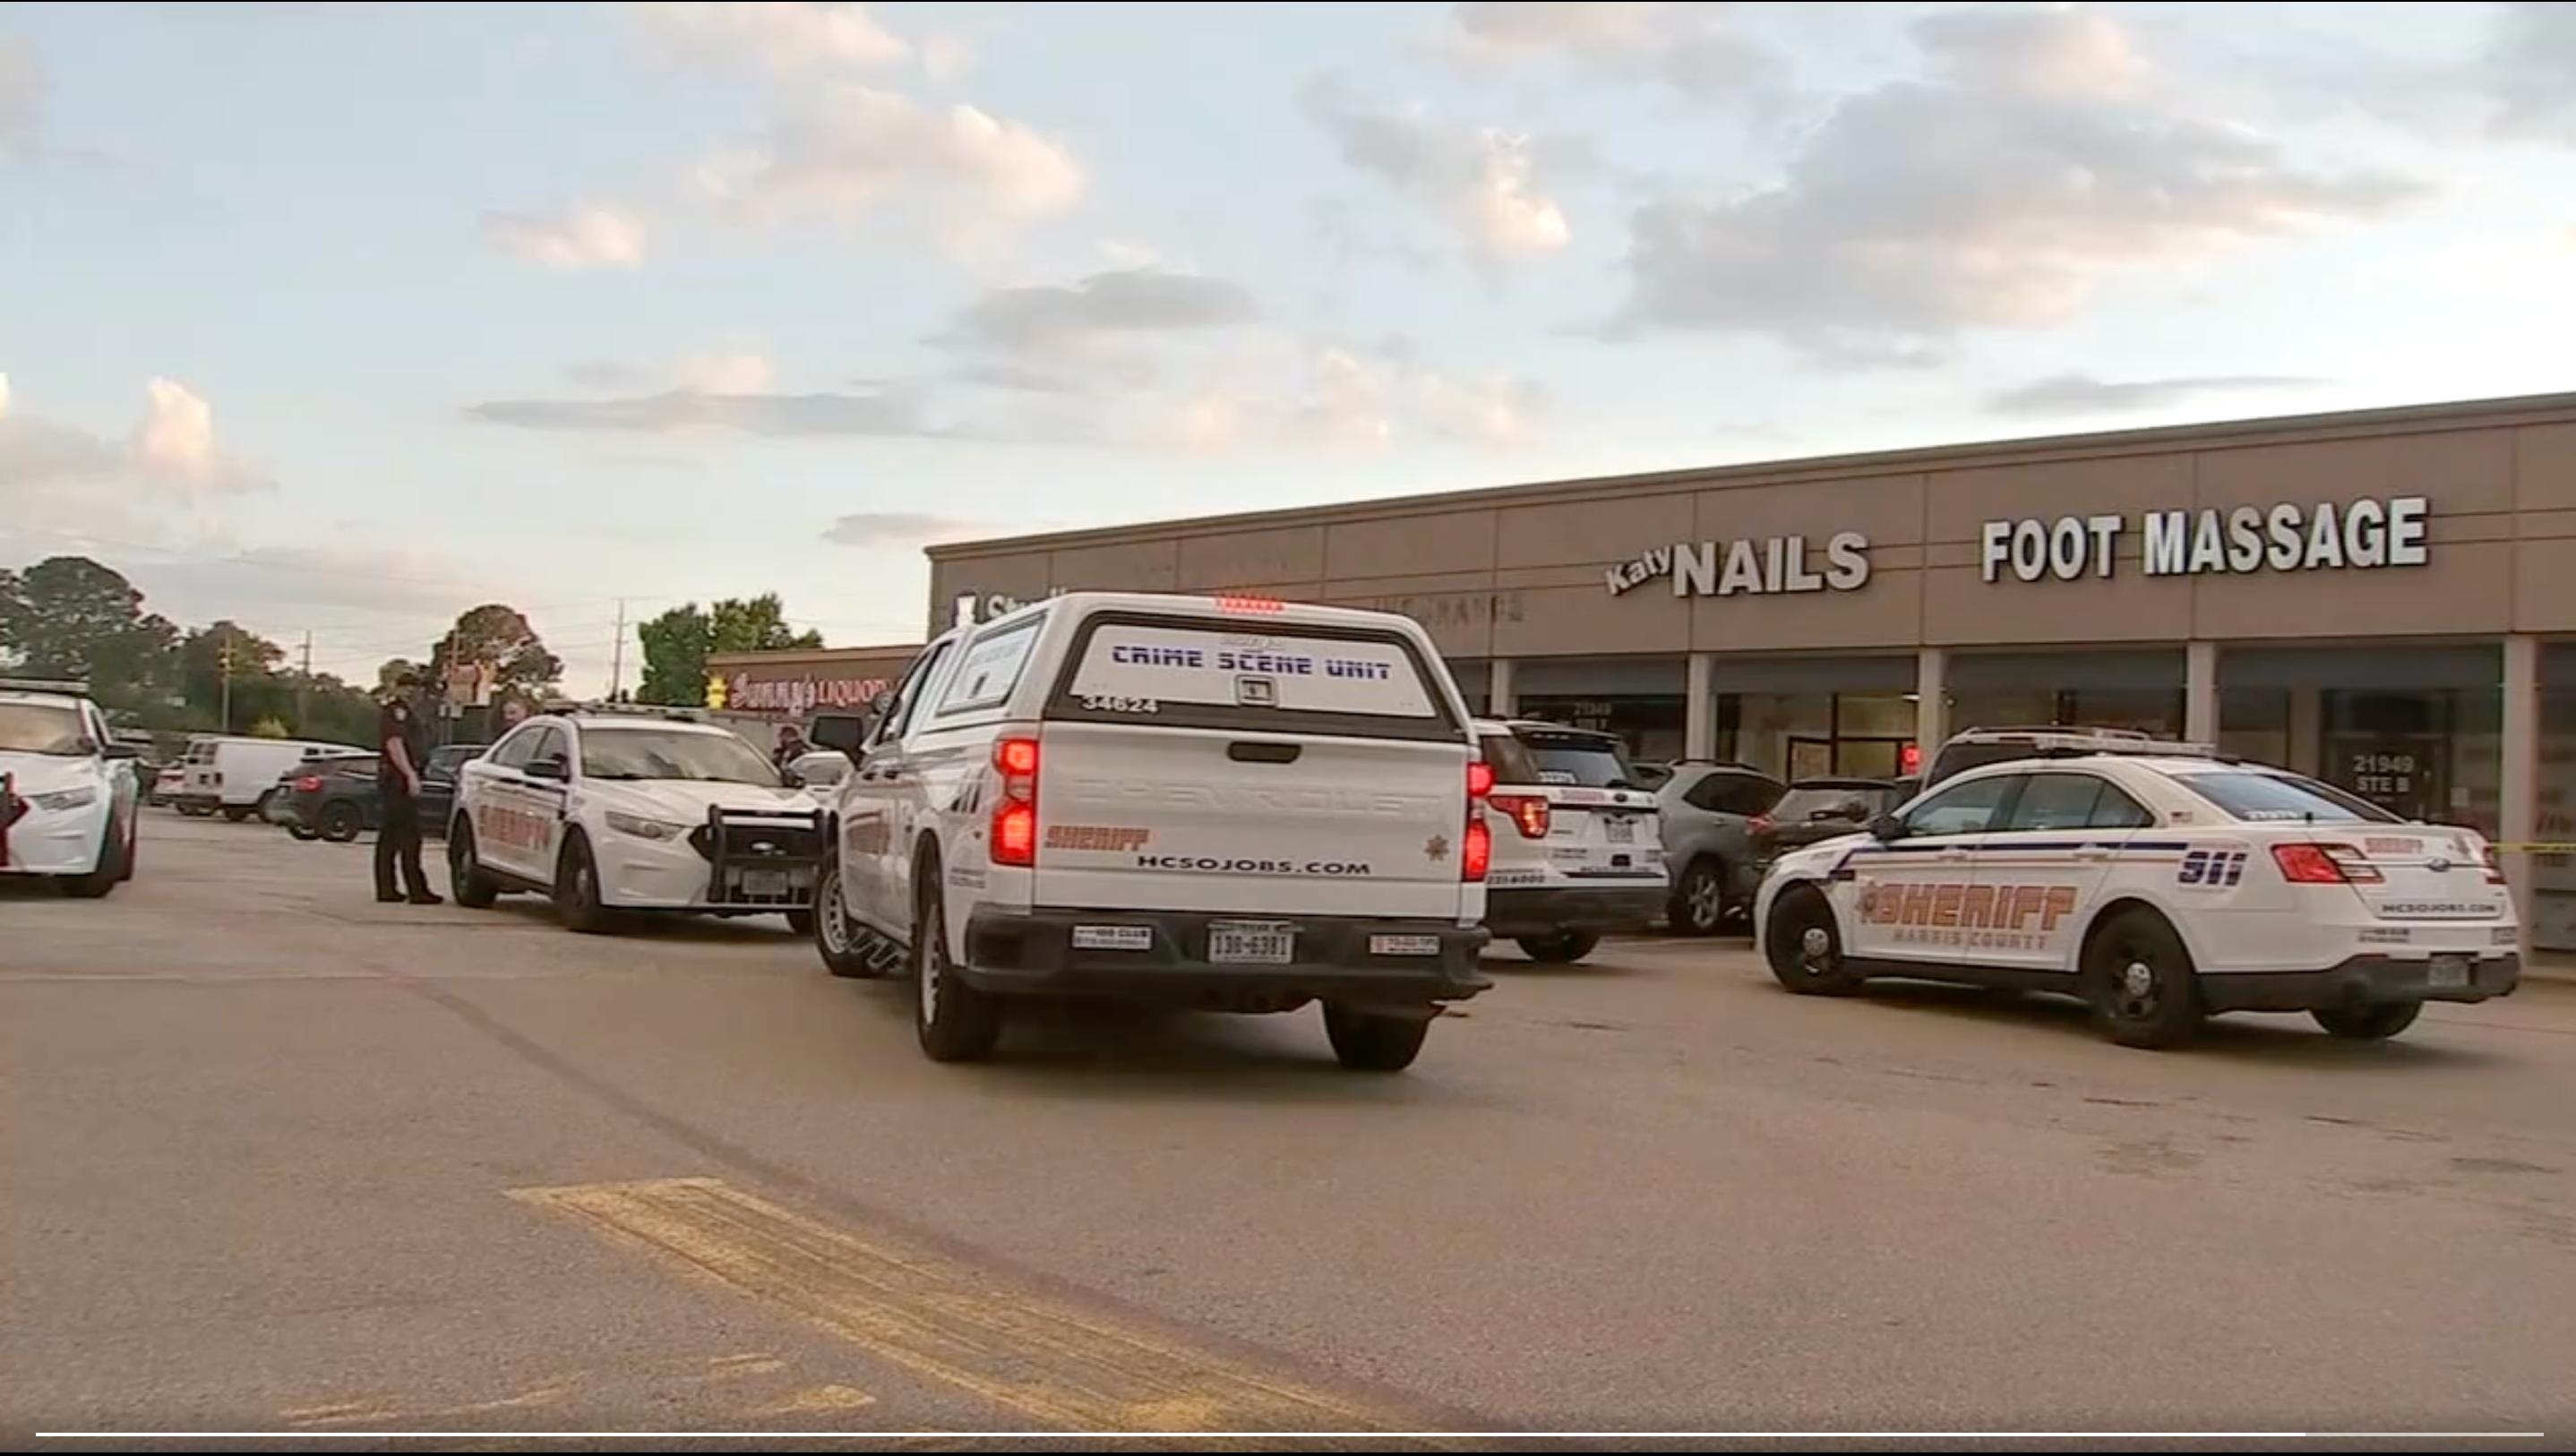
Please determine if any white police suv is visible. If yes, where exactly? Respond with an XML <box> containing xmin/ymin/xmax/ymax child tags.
<box><xmin>1474</xmin><ymin>719</ymin><xmax>1664</xmax><ymax>964</ymax></box>
<box><xmin>447</xmin><ymin>706</ymin><xmax>824</xmax><ymax>934</ymax></box>
<box><xmin>0</xmin><ymin>678</ymin><xmax>142</xmax><ymax>898</ymax></box>
<box><xmin>1754</xmin><ymin>746</ymin><xmax>2520</xmax><ymax>1049</ymax></box>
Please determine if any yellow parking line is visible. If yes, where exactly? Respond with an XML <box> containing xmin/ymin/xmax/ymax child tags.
<box><xmin>508</xmin><ymin>1177</ymin><xmax>1446</xmax><ymax>1439</ymax></box>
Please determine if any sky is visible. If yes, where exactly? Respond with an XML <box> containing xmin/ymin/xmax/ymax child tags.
<box><xmin>3</xmin><ymin>0</ymin><xmax>2572</xmax><ymax>694</ymax></box>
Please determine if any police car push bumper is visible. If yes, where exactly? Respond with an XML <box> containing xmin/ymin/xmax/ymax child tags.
<box><xmin>590</xmin><ymin>803</ymin><xmax>824</xmax><ymax>911</ymax></box>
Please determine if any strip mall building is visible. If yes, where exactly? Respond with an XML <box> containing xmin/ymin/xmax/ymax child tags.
<box><xmin>897</xmin><ymin>390</ymin><xmax>2576</xmax><ymax>947</ymax></box>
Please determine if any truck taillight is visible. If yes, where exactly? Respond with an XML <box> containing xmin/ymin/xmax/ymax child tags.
<box><xmin>991</xmin><ymin>735</ymin><xmax>1040</xmax><ymax>868</ymax></box>
<box><xmin>1463</xmin><ymin>760</ymin><xmax>1491</xmax><ymax>881</ymax></box>
<box><xmin>2271</xmin><ymin>843</ymin><xmax>2383</xmax><ymax>885</ymax></box>
<box><xmin>1490</xmin><ymin>792</ymin><xmax>1550</xmax><ymax>839</ymax></box>
<box><xmin>1747</xmin><ymin>814</ymin><xmax>1773</xmax><ymax>837</ymax></box>
<box><xmin>295</xmin><ymin>775</ymin><xmax>323</xmax><ymax>792</ymax></box>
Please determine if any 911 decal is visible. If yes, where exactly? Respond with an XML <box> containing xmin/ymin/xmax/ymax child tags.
<box><xmin>2178</xmin><ymin>848</ymin><xmax>2247</xmax><ymax>886</ymax></box>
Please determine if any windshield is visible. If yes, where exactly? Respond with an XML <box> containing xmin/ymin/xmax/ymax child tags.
<box><xmin>1518</xmin><ymin>732</ymin><xmax>1639</xmax><ymax>788</ymax></box>
<box><xmin>1773</xmin><ymin>784</ymin><xmax>1883</xmax><ymax>822</ymax></box>
<box><xmin>580</xmin><ymin>727</ymin><xmax>779</xmax><ymax>786</ymax></box>
<box><xmin>2171</xmin><ymin>769</ymin><xmax>2406</xmax><ymax>825</ymax></box>
<box><xmin>0</xmin><ymin>701</ymin><xmax>87</xmax><ymax>756</ymax></box>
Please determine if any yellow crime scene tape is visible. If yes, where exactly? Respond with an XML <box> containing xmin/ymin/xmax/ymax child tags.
<box><xmin>2492</xmin><ymin>843</ymin><xmax>2576</xmax><ymax>854</ymax></box>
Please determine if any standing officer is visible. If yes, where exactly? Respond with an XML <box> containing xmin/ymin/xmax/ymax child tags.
<box><xmin>773</xmin><ymin>723</ymin><xmax>809</xmax><ymax>773</ymax></box>
<box><xmin>374</xmin><ymin>671</ymin><xmax>442</xmax><ymax>905</ymax></box>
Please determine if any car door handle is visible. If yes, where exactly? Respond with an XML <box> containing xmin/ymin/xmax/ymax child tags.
<box><xmin>2074</xmin><ymin>847</ymin><xmax>2113</xmax><ymax>862</ymax></box>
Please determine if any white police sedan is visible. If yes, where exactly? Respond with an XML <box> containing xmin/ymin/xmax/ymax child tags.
<box><xmin>447</xmin><ymin>705</ymin><xmax>826</xmax><ymax>935</ymax></box>
<box><xmin>1</xmin><ymin>679</ymin><xmax>142</xmax><ymax>898</ymax></box>
<box><xmin>1754</xmin><ymin>747</ymin><xmax>2520</xmax><ymax>1049</ymax></box>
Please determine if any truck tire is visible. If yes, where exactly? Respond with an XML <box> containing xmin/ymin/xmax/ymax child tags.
<box><xmin>2313</xmin><ymin>1001</ymin><xmax>2423</xmax><ymax>1041</ymax></box>
<box><xmin>1323</xmin><ymin>1005</ymin><xmax>1430</xmax><ymax>1072</ymax></box>
<box><xmin>222</xmin><ymin>806</ymin><xmax>253</xmax><ymax>823</ymax></box>
<box><xmin>912</xmin><ymin>873</ymin><xmax>1001</xmax><ymax>1062</ymax></box>
<box><xmin>2082</xmin><ymin>907</ymin><xmax>2203</xmax><ymax>1050</ymax></box>
<box><xmin>318</xmin><ymin>800</ymin><xmax>365</xmax><ymax>844</ymax></box>
<box><xmin>1516</xmin><ymin>930</ymin><xmax>1600</xmax><ymax>964</ymax></box>
<box><xmin>812</xmin><ymin>849</ymin><xmax>891</xmax><ymax>979</ymax></box>
<box><xmin>448</xmin><ymin>820</ymin><xmax>501</xmax><ymax>909</ymax></box>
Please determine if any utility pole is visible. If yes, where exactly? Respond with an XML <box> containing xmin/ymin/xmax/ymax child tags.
<box><xmin>295</xmin><ymin>630</ymin><xmax>313</xmax><ymax>734</ymax></box>
<box><xmin>218</xmin><ymin>635</ymin><xmax>234</xmax><ymax>734</ymax></box>
<box><xmin>607</xmin><ymin>598</ymin><xmax>629</xmax><ymax>702</ymax></box>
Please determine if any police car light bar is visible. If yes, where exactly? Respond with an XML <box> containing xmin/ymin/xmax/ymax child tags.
<box><xmin>0</xmin><ymin>676</ymin><xmax>92</xmax><ymax>696</ymax></box>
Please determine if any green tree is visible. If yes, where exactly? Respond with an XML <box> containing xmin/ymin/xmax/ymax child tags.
<box><xmin>427</xmin><ymin>604</ymin><xmax>561</xmax><ymax>702</ymax></box>
<box><xmin>635</xmin><ymin>595</ymin><xmax>822</xmax><ymax>706</ymax></box>
<box><xmin>0</xmin><ymin>556</ymin><xmax>179</xmax><ymax>698</ymax></box>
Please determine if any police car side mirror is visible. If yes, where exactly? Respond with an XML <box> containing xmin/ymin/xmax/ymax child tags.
<box><xmin>101</xmin><ymin>741</ymin><xmax>142</xmax><ymax>760</ymax></box>
<box><xmin>524</xmin><ymin>756</ymin><xmax>570</xmax><ymax>782</ymax></box>
<box><xmin>1868</xmin><ymin>812</ymin><xmax>1905</xmax><ymax>842</ymax></box>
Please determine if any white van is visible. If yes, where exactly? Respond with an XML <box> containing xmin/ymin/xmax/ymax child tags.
<box><xmin>814</xmin><ymin>591</ymin><xmax>1495</xmax><ymax>1070</ymax></box>
<box><xmin>175</xmin><ymin>735</ymin><xmax>373</xmax><ymax>821</ymax></box>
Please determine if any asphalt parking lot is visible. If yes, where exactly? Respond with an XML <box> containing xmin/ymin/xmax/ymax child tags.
<box><xmin>6</xmin><ymin>810</ymin><xmax>2576</xmax><ymax>1449</ymax></box>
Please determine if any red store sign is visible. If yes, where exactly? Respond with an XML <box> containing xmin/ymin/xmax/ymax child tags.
<box><xmin>726</xmin><ymin>674</ymin><xmax>891</xmax><ymax>714</ymax></box>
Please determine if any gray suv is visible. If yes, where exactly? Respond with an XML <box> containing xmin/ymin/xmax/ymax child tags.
<box><xmin>1652</xmin><ymin>761</ymin><xmax>1787</xmax><ymax>936</ymax></box>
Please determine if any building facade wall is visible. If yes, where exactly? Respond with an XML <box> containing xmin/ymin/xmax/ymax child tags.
<box><xmin>921</xmin><ymin>392</ymin><xmax>2576</xmax><ymax>953</ymax></box>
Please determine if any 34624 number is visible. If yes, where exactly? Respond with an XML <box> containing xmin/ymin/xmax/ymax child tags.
<box><xmin>1081</xmin><ymin>694</ymin><xmax>1159</xmax><ymax>714</ymax></box>
<box><xmin>2177</xmin><ymin>848</ymin><xmax>2247</xmax><ymax>886</ymax></box>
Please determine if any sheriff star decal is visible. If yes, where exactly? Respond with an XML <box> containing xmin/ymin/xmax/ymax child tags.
<box><xmin>1424</xmin><ymin>834</ymin><xmax>1451</xmax><ymax>862</ymax></box>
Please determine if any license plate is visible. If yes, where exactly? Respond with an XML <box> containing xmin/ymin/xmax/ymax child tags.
<box><xmin>1209</xmin><ymin>920</ymin><xmax>1295</xmax><ymax>965</ymax></box>
<box><xmin>2427</xmin><ymin>955</ymin><xmax>2470</xmax><ymax>989</ymax></box>
<box><xmin>1605</xmin><ymin>817</ymin><xmax>1636</xmax><ymax>844</ymax></box>
<box><xmin>741</xmin><ymin>869</ymin><xmax>789</xmax><ymax>898</ymax></box>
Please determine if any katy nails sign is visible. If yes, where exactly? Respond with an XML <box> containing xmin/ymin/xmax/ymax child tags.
<box><xmin>1606</xmin><ymin>533</ymin><xmax>1873</xmax><ymax>597</ymax></box>
<box><xmin>1979</xmin><ymin>497</ymin><xmax>2431</xmax><ymax>583</ymax></box>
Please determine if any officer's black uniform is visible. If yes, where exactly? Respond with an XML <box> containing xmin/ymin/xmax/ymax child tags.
<box><xmin>374</xmin><ymin>695</ymin><xmax>442</xmax><ymax>904</ymax></box>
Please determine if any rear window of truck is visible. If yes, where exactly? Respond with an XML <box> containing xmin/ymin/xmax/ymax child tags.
<box><xmin>1046</xmin><ymin>611</ymin><xmax>1464</xmax><ymax>742</ymax></box>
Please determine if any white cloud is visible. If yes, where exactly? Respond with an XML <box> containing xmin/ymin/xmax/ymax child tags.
<box><xmin>691</xmin><ymin>82</ymin><xmax>1082</xmax><ymax>249</ymax></box>
<box><xmin>1301</xmin><ymin>78</ymin><xmax>1577</xmax><ymax>262</ymax></box>
<box><xmin>819</xmin><ymin>511</ymin><xmax>988</xmax><ymax>549</ymax></box>
<box><xmin>631</xmin><ymin>1</ymin><xmax>909</xmax><ymax>76</ymax></box>
<box><xmin>1609</xmin><ymin>2</ymin><xmax>2433</xmax><ymax>364</ymax></box>
<box><xmin>466</xmin><ymin>268</ymin><xmax>1542</xmax><ymax>458</ymax></box>
<box><xmin>0</xmin><ymin>374</ymin><xmax>272</xmax><ymax>538</ymax></box>
<box><xmin>1430</xmin><ymin>0</ymin><xmax>1773</xmax><ymax>101</ymax></box>
<box><xmin>481</xmin><ymin>203</ymin><xmax>648</xmax><ymax>270</ymax></box>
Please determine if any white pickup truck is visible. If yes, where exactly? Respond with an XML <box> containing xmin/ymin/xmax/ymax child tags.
<box><xmin>811</xmin><ymin>591</ymin><xmax>1496</xmax><ymax>1070</ymax></box>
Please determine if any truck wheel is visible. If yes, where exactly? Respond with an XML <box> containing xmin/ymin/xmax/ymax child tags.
<box><xmin>1323</xmin><ymin>1005</ymin><xmax>1430</xmax><ymax>1072</ymax></box>
<box><xmin>2082</xmin><ymin>908</ymin><xmax>2202</xmax><ymax>1050</ymax></box>
<box><xmin>1668</xmin><ymin>858</ymin><xmax>1730</xmax><ymax>936</ymax></box>
<box><xmin>1516</xmin><ymin>930</ymin><xmax>1601</xmax><ymax>964</ymax></box>
<box><xmin>221</xmin><ymin>806</ymin><xmax>253</xmax><ymax>823</ymax></box>
<box><xmin>318</xmin><ymin>801</ymin><xmax>365</xmax><ymax>844</ymax></box>
<box><xmin>812</xmin><ymin>850</ymin><xmax>890</xmax><ymax>979</ymax></box>
<box><xmin>554</xmin><ymin>832</ymin><xmax>614</xmax><ymax>935</ymax></box>
<box><xmin>784</xmin><ymin>908</ymin><xmax>816</xmax><ymax>936</ymax></box>
<box><xmin>447</xmin><ymin>820</ymin><xmax>501</xmax><ymax>909</ymax></box>
<box><xmin>288</xmin><ymin>824</ymin><xmax>320</xmax><ymax>841</ymax></box>
<box><xmin>1765</xmin><ymin>886</ymin><xmax>1863</xmax><ymax>995</ymax></box>
<box><xmin>2314</xmin><ymin>1001</ymin><xmax>2423</xmax><ymax>1041</ymax></box>
<box><xmin>912</xmin><ymin>875</ymin><xmax>1001</xmax><ymax>1062</ymax></box>
<box><xmin>60</xmin><ymin>817</ymin><xmax>131</xmax><ymax>899</ymax></box>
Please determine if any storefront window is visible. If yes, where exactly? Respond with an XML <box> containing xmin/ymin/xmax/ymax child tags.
<box><xmin>2321</xmin><ymin>689</ymin><xmax>2495</xmax><ymax>835</ymax></box>
<box><xmin>2217</xmin><ymin>687</ymin><xmax>2288</xmax><ymax>766</ymax></box>
<box><xmin>1516</xmin><ymin>695</ymin><xmax>1685</xmax><ymax>762</ymax></box>
<box><xmin>2532</xmin><ymin>681</ymin><xmax>2576</xmax><ymax>951</ymax></box>
<box><xmin>1718</xmin><ymin>693</ymin><xmax>1917</xmax><ymax>780</ymax></box>
<box><xmin>1945</xmin><ymin>689</ymin><xmax>2185</xmax><ymax>740</ymax></box>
